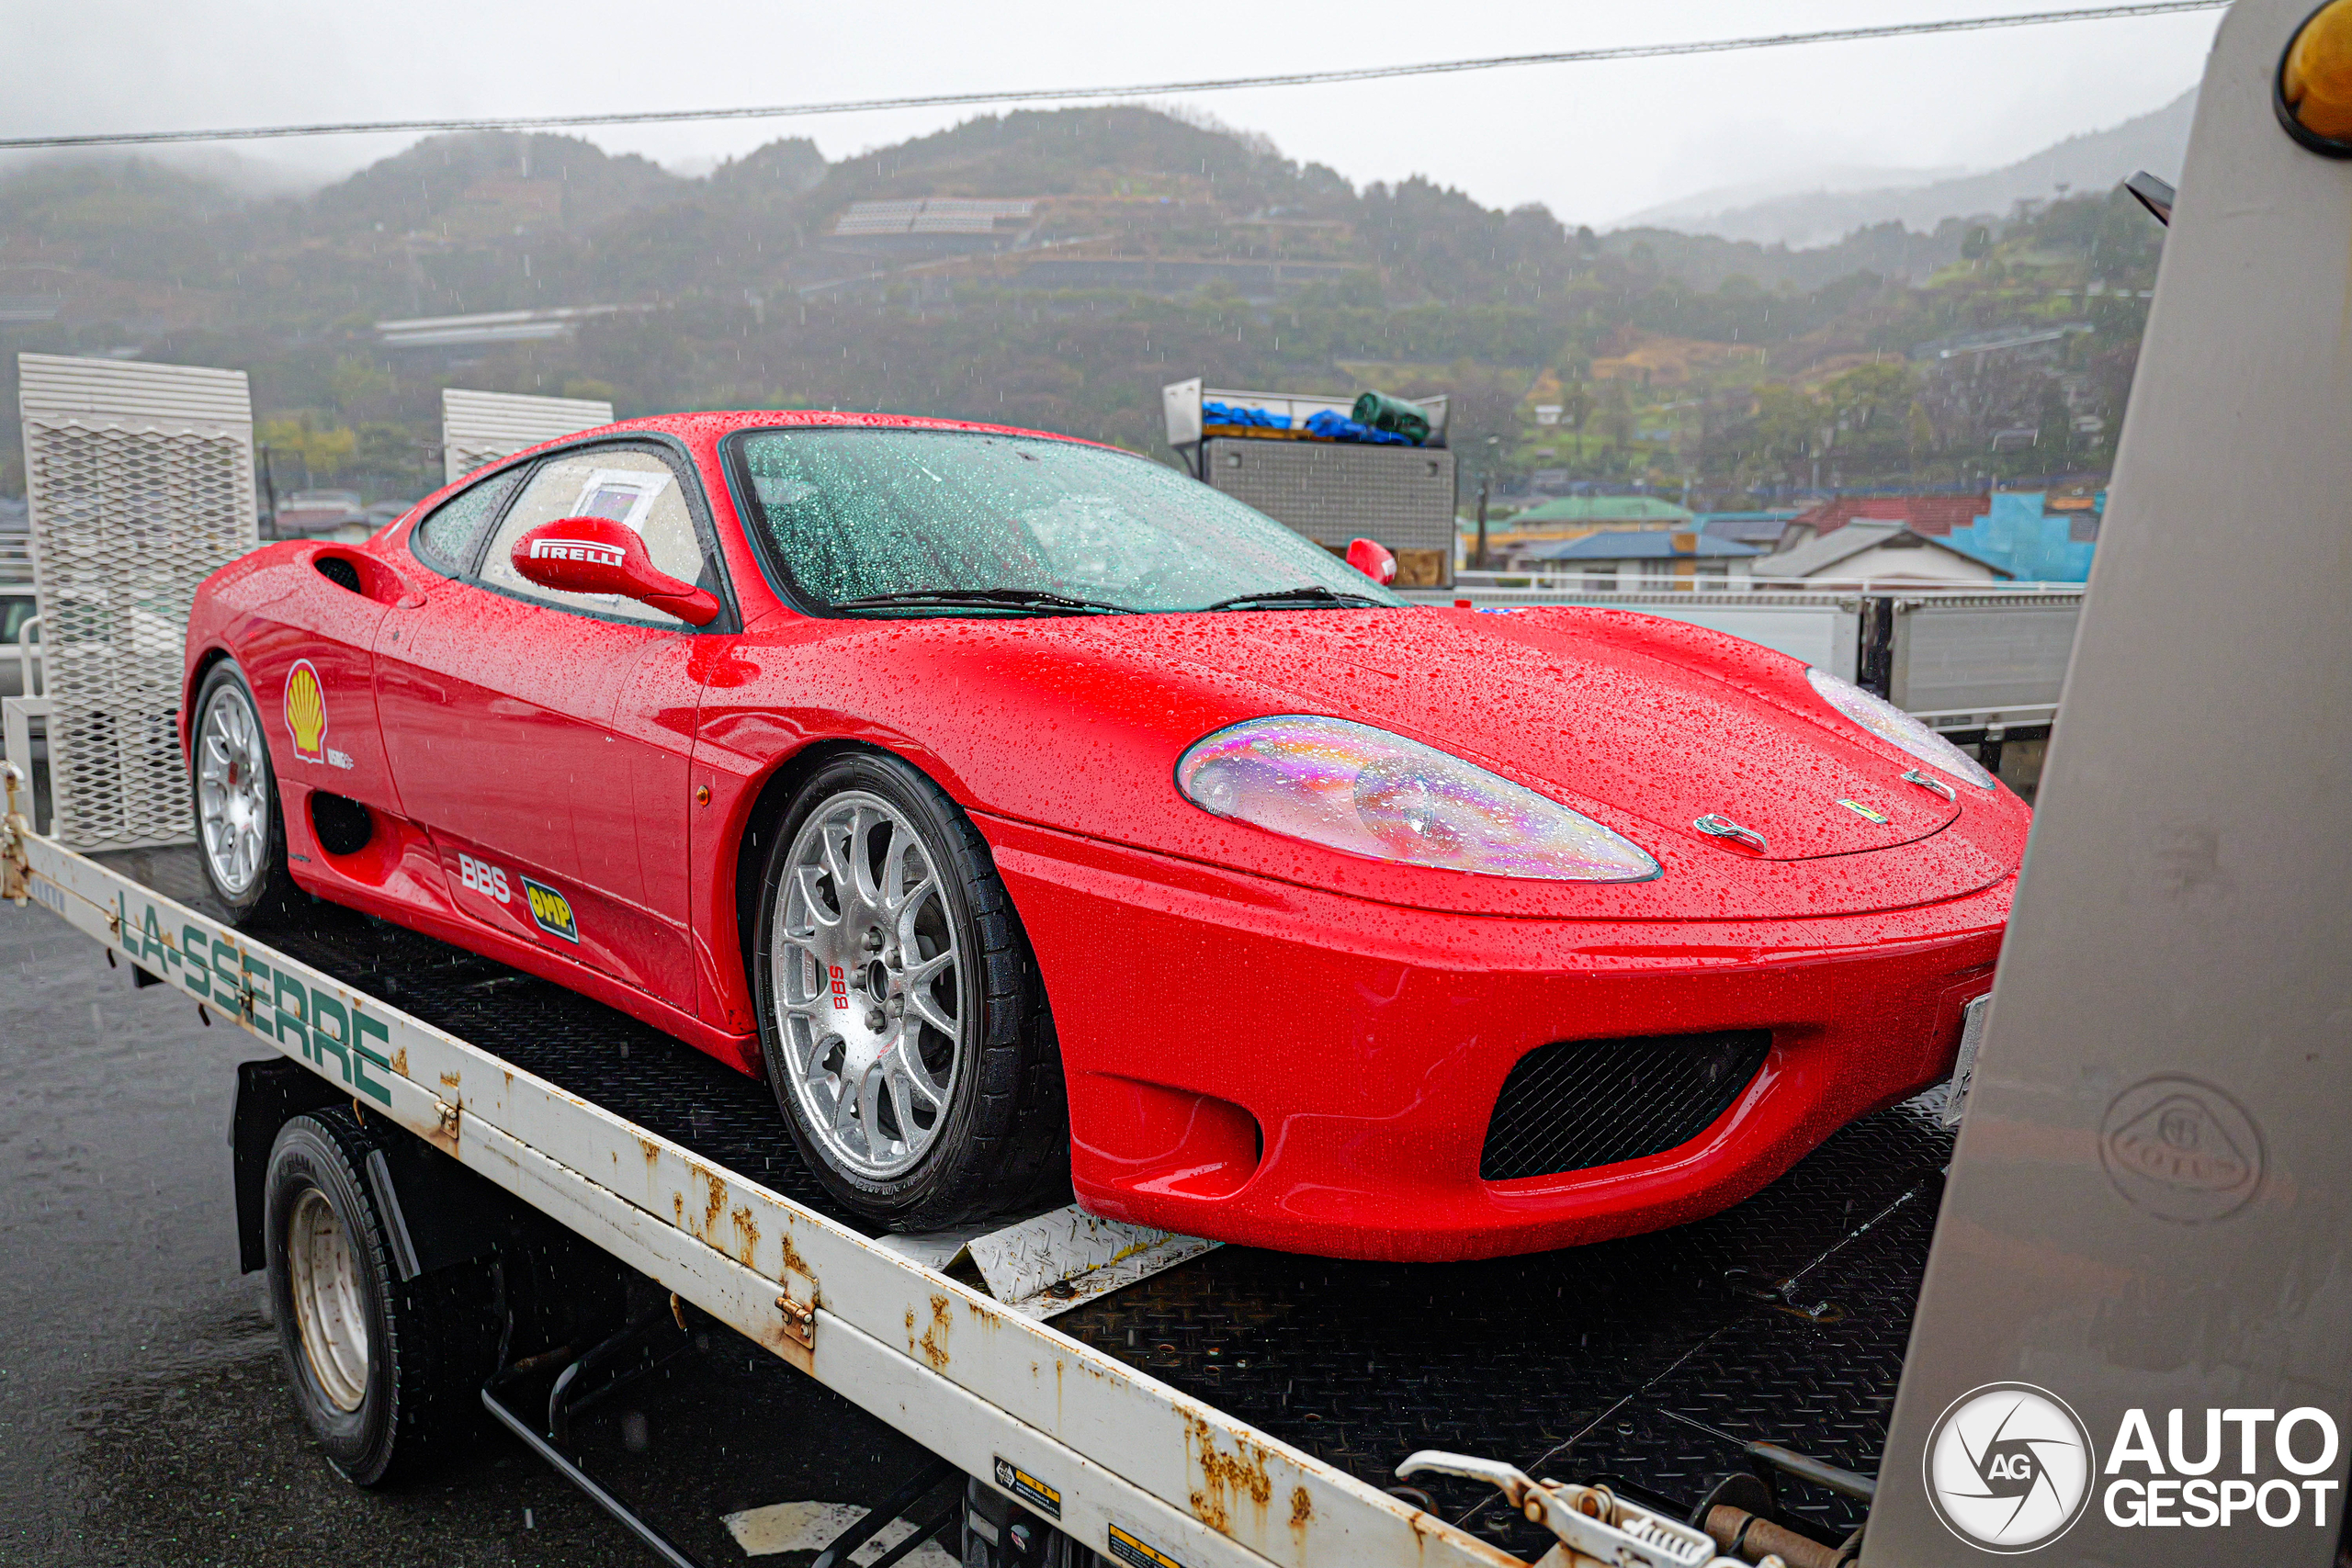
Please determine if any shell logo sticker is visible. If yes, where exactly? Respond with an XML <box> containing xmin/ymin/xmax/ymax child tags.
<box><xmin>285</xmin><ymin>660</ymin><xmax>327</xmax><ymax>761</ymax></box>
<box><xmin>522</xmin><ymin>877</ymin><xmax>580</xmax><ymax>943</ymax></box>
<box><xmin>283</xmin><ymin>660</ymin><xmax>354</xmax><ymax>770</ymax></box>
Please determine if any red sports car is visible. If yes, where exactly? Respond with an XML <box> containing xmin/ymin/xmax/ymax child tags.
<box><xmin>182</xmin><ymin>412</ymin><xmax>2023</xmax><ymax>1261</ymax></box>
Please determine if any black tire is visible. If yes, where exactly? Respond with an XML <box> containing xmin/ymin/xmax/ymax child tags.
<box><xmin>188</xmin><ymin>660</ymin><xmax>306</xmax><ymax>926</ymax></box>
<box><xmin>752</xmin><ymin>750</ymin><xmax>1069</xmax><ymax>1231</ymax></box>
<box><xmin>263</xmin><ymin>1110</ymin><xmax>500</xmax><ymax>1486</ymax></box>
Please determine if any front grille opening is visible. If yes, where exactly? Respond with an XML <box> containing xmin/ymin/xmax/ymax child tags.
<box><xmin>1480</xmin><ymin>1030</ymin><xmax>1772</xmax><ymax>1182</ymax></box>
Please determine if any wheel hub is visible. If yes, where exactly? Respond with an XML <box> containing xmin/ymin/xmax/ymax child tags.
<box><xmin>286</xmin><ymin>1187</ymin><xmax>369</xmax><ymax>1413</ymax></box>
<box><xmin>771</xmin><ymin>792</ymin><xmax>967</xmax><ymax>1179</ymax></box>
<box><xmin>197</xmin><ymin>681</ymin><xmax>269</xmax><ymax>897</ymax></box>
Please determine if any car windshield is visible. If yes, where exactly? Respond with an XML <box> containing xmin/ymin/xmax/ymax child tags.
<box><xmin>731</xmin><ymin>427</ymin><xmax>1408</xmax><ymax>615</ymax></box>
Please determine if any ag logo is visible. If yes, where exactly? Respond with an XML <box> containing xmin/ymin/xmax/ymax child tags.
<box><xmin>1925</xmin><ymin>1382</ymin><xmax>2096</xmax><ymax>1552</ymax></box>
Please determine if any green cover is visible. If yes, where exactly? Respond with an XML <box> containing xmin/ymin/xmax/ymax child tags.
<box><xmin>1350</xmin><ymin>390</ymin><xmax>1430</xmax><ymax>442</ymax></box>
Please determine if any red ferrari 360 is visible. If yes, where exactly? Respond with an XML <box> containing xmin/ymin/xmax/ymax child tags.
<box><xmin>182</xmin><ymin>412</ymin><xmax>2023</xmax><ymax>1261</ymax></box>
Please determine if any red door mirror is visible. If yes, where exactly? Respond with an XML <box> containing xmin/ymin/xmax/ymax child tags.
<box><xmin>1346</xmin><ymin>536</ymin><xmax>1398</xmax><ymax>586</ymax></box>
<box><xmin>510</xmin><ymin>517</ymin><xmax>721</xmax><ymax>627</ymax></box>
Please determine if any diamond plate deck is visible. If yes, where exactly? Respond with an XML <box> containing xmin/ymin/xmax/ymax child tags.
<box><xmin>103</xmin><ymin>845</ymin><xmax>1949</xmax><ymax>1555</ymax></box>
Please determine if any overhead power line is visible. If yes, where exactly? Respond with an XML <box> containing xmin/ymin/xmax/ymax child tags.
<box><xmin>0</xmin><ymin>1</ymin><xmax>2229</xmax><ymax>152</ymax></box>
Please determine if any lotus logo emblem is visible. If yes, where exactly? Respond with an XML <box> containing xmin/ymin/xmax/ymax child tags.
<box><xmin>1924</xmin><ymin>1382</ymin><xmax>2096</xmax><ymax>1552</ymax></box>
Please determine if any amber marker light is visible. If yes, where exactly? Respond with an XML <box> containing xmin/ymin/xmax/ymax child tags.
<box><xmin>2279</xmin><ymin>0</ymin><xmax>2352</xmax><ymax>154</ymax></box>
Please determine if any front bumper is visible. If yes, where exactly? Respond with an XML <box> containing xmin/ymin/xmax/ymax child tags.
<box><xmin>981</xmin><ymin>812</ymin><xmax>2007</xmax><ymax>1262</ymax></box>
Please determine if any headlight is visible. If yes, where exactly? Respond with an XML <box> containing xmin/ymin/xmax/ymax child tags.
<box><xmin>1805</xmin><ymin>667</ymin><xmax>1996</xmax><ymax>790</ymax></box>
<box><xmin>1175</xmin><ymin>715</ymin><xmax>1659</xmax><ymax>882</ymax></box>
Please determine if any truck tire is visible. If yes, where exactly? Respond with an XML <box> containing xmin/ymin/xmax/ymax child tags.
<box><xmin>263</xmin><ymin>1109</ymin><xmax>499</xmax><ymax>1485</ymax></box>
<box><xmin>752</xmin><ymin>750</ymin><xmax>1069</xmax><ymax>1231</ymax></box>
<box><xmin>190</xmin><ymin>660</ymin><xmax>307</xmax><ymax>926</ymax></box>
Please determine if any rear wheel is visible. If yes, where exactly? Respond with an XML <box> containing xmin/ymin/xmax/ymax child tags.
<box><xmin>752</xmin><ymin>751</ymin><xmax>1068</xmax><ymax>1231</ymax></box>
<box><xmin>191</xmin><ymin>660</ymin><xmax>305</xmax><ymax>925</ymax></box>
<box><xmin>263</xmin><ymin>1110</ymin><xmax>499</xmax><ymax>1485</ymax></box>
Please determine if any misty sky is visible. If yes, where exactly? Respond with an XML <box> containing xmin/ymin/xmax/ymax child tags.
<box><xmin>7</xmin><ymin>0</ymin><xmax>2220</xmax><ymax>225</ymax></box>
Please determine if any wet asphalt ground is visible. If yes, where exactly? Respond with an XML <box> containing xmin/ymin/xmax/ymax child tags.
<box><xmin>0</xmin><ymin>903</ymin><xmax>947</xmax><ymax>1567</ymax></box>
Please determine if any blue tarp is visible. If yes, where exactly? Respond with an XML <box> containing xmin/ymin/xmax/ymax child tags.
<box><xmin>1944</xmin><ymin>491</ymin><xmax>2097</xmax><ymax>582</ymax></box>
<box><xmin>1201</xmin><ymin>400</ymin><xmax>1415</xmax><ymax>445</ymax></box>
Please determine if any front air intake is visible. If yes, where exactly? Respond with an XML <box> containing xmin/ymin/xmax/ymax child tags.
<box><xmin>1480</xmin><ymin>1031</ymin><xmax>1772</xmax><ymax>1181</ymax></box>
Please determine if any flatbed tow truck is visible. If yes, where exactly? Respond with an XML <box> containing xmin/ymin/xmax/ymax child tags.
<box><xmin>2</xmin><ymin>819</ymin><xmax>1932</xmax><ymax>1568</ymax></box>
<box><xmin>9</xmin><ymin>4</ymin><xmax>2352</xmax><ymax>1565</ymax></box>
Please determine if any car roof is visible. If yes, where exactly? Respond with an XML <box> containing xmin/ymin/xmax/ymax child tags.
<box><xmin>536</xmin><ymin>409</ymin><xmax>1123</xmax><ymax>454</ymax></box>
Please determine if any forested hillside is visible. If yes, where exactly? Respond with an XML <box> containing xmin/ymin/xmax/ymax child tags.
<box><xmin>0</xmin><ymin>107</ymin><xmax>2163</xmax><ymax>507</ymax></box>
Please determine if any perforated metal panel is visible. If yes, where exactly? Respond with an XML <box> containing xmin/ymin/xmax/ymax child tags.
<box><xmin>18</xmin><ymin>354</ymin><xmax>259</xmax><ymax>852</ymax></box>
<box><xmin>1204</xmin><ymin>438</ymin><xmax>1456</xmax><ymax>585</ymax></box>
<box><xmin>441</xmin><ymin>388</ymin><xmax>615</xmax><ymax>484</ymax></box>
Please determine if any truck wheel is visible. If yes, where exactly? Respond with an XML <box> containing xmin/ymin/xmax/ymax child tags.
<box><xmin>752</xmin><ymin>750</ymin><xmax>1069</xmax><ymax>1231</ymax></box>
<box><xmin>263</xmin><ymin>1109</ymin><xmax>497</xmax><ymax>1485</ymax></box>
<box><xmin>190</xmin><ymin>660</ymin><xmax>306</xmax><ymax>925</ymax></box>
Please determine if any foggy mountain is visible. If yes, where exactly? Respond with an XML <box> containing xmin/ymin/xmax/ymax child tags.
<box><xmin>0</xmin><ymin>103</ymin><xmax>2163</xmax><ymax>505</ymax></box>
<box><xmin>1623</xmin><ymin>88</ymin><xmax>2196</xmax><ymax>247</ymax></box>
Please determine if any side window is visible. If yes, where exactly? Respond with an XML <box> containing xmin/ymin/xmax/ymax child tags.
<box><xmin>477</xmin><ymin>446</ymin><xmax>714</xmax><ymax>627</ymax></box>
<box><xmin>408</xmin><ymin>469</ymin><xmax>522</xmax><ymax>577</ymax></box>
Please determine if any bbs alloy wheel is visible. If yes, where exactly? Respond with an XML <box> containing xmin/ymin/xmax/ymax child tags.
<box><xmin>753</xmin><ymin>752</ymin><xmax>1069</xmax><ymax>1230</ymax></box>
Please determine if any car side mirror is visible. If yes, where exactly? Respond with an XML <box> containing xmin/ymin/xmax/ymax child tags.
<box><xmin>1346</xmin><ymin>537</ymin><xmax>1398</xmax><ymax>586</ymax></box>
<box><xmin>510</xmin><ymin>517</ymin><xmax>721</xmax><ymax>627</ymax></box>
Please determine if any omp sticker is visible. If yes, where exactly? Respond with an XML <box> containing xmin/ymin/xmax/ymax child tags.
<box><xmin>458</xmin><ymin>852</ymin><xmax>512</xmax><ymax>904</ymax></box>
<box><xmin>285</xmin><ymin>660</ymin><xmax>328</xmax><ymax>762</ymax></box>
<box><xmin>523</xmin><ymin>877</ymin><xmax>580</xmax><ymax>942</ymax></box>
<box><xmin>1104</xmin><ymin>1524</ymin><xmax>1186</xmax><ymax>1568</ymax></box>
<box><xmin>992</xmin><ymin>1457</ymin><xmax>1061</xmax><ymax>1519</ymax></box>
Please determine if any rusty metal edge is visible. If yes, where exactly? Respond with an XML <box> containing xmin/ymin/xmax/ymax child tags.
<box><xmin>19</xmin><ymin>834</ymin><xmax>1521</xmax><ymax>1568</ymax></box>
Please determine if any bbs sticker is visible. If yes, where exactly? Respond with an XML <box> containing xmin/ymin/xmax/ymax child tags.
<box><xmin>458</xmin><ymin>852</ymin><xmax>511</xmax><ymax>903</ymax></box>
<box><xmin>523</xmin><ymin>877</ymin><xmax>580</xmax><ymax>943</ymax></box>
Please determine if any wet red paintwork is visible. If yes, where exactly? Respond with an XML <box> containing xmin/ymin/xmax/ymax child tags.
<box><xmin>181</xmin><ymin>410</ymin><xmax>2028</xmax><ymax>1261</ymax></box>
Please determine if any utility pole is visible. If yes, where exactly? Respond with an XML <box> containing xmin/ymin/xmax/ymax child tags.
<box><xmin>1474</xmin><ymin>434</ymin><xmax>1498</xmax><ymax>570</ymax></box>
<box><xmin>256</xmin><ymin>445</ymin><xmax>280</xmax><ymax>542</ymax></box>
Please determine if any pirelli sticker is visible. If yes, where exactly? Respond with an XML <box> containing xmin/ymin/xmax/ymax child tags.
<box><xmin>992</xmin><ymin>1456</ymin><xmax>1061</xmax><ymax>1519</ymax></box>
<box><xmin>1104</xmin><ymin>1523</ymin><xmax>1186</xmax><ymax>1568</ymax></box>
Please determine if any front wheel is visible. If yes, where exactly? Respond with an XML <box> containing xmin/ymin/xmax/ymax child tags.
<box><xmin>190</xmin><ymin>660</ymin><xmax>305</xmax><ymax>925</ymax></box>
<box><xmin>752</xmin><ymin>751</ymin><xmax>1069</xmax><ymax>1231</ymax></box>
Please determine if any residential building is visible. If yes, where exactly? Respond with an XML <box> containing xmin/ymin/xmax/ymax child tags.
<box><xmin>1752</xmin><ymin>521</ymin><xmax>2011</xmax><ymax>585</ymax></box>
<box><xmin>1484</xmin><ymin>494</ymin><xmax>1695</xmax><ymax>569</ymax></box>
<box><xmin>1519</xmin><ymin>529</ymin><xmax>1760</xmax><ymax>591</ymax></box>
<box><xmin>1694</xmin><ymin>510</ymin><xmax>1803</xmax><ymax>551</ymax></box>
<box><xmin>1781</xmin><ymin>492</ymin><xmax>1991</xmax><ymax>552</ymax></box>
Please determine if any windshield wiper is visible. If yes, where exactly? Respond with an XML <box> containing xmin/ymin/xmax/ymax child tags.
<box><xmin>1201</xmin><ymin>585</ymin><xmax>1384</xmax><ymax>612</ymax></box>
<box><xmin>829</xmin><ymin>588</ymin><xmax>1134</xmax><ymax>615</ymax></box>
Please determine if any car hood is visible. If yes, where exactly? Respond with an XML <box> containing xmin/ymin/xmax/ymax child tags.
<box><xmin>712</xmin><ymin>605</ymin><xmax>2028</xmax><ymax>921</ymax></box>
<box><xmin>1148</xmin><ymin>608</ymin><xmax>1961</xmax><ymax>863</ymax></box>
